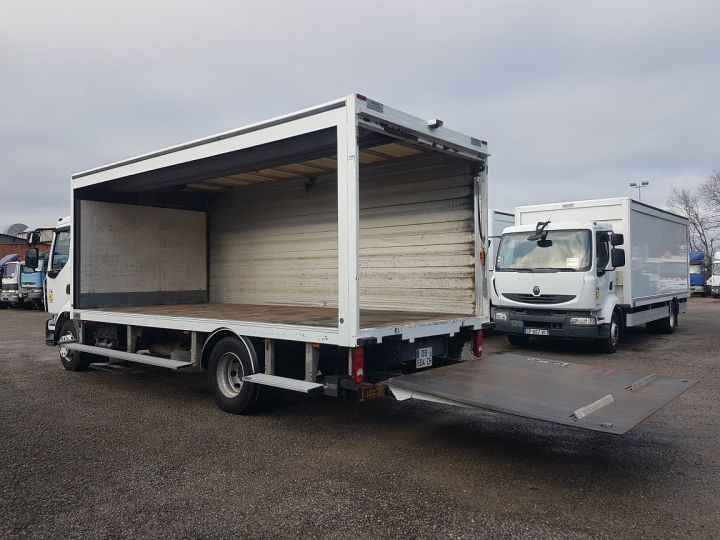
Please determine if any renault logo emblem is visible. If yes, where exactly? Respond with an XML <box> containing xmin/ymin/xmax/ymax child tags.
<box><xmin>532</xmin><ymin>286</ymin><xmax>541</xmax><ymax>296</ymax></box>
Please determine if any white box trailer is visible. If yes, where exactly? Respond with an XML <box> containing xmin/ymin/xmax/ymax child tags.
<box><xmin>37</xmin><ymin>98</ymin><xmax>696</xmax><ymax>435</ymax></box>
<box><xmin>491</xmin><ymin>197</ymin><xmax>690</xmax><ymax>352</ymax></box>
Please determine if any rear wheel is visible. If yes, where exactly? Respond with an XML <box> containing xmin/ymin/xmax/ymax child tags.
<box><xmin>207</xmin><ymin>336</ymin><xmax>261</xmax><ymax>414</ymax></box>
<box><xmin>598</xmin><ymin>311</ymin><xmax>621</xmax><ymax>354</ymax></box>
<box><xmin>647</xmin><ymin>302</ymin><xmax>678</xmax><ymax>334</ymax></box>
<box><xmin>507</xmin><ymin>335</ymin><xmax>530</xmax><ymax>347</ymax></box>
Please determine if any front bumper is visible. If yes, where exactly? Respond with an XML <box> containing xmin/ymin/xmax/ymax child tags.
<box><xmin>691</xmin><ymin>285</ymin><xmax>707</xmax><ymax>294</ymax></box>
<box><xmin>492</xmin><ymin>309</ymin><xmax>610</xmax><ymax>340</ymax></box>
<box><xmin>1</xmin><ymin>291</ymin><xmax>19</xmax><ymax>303</ymax></box>
<box><xmin>712</xmin><ymin>286</ymin><xmax>720</xmax><ymax>296</ymax></box>
<box><xmin>46</xmin><ymin>316</ymin><xmax>58</xmax><ymax>346</ymax></box>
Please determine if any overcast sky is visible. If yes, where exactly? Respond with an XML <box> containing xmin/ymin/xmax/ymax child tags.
<box><xmin>1</xmin><ymin>0</ymin><xmax>718</xmax><ymax>230</ymax></box>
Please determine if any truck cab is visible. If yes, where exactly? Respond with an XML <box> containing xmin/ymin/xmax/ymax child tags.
<box><xmin>1</xmin><ymin>261</ymin><xmax>21</xmax><ymax>306</ymax></box>
<box><xmin>710</xmin><ymin>252</ymin><xmax>720</xmax><ymax>297</ymax></box>
<box><xmin>19</xmin><ymin>257</ymin><xmax>47</xmax><ymax>309</ymax></box>
<box><xmin>491</xmin><ymin>220</ymin><xmax>625</xmax><ymax>351</ymax></box>
<box><xmin>689</xmin><ymin>251</ymin><xmax>709</xmax><ymax>296</ymax></box>
<box><xmin>44</xmin><ymin>216</ymin><xmax>72</xmax><ymax>342</ymax></box>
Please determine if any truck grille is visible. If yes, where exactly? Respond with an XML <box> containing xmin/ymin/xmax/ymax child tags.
<box><xmin>2</xmin><ymin>284</ymin><xmax>18</xmax><ymax>291</ymax></box>
<box><xmin>502</xmin><ymin>293</ymin><xmax>576</xmax><ymax>304</ymax></box>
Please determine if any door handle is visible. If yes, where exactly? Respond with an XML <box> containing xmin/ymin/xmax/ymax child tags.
<box><xmin>66</xmin><ymin>284</ymin><xmax>70</xmax><ymax>295</ymax></box>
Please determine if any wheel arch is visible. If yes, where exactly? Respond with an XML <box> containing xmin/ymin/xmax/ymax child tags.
<box><xmin>200</xmin><ymin>328</ymin><xmax>260</xmax><ymax>372</ymax></box>
<box><xmin>599</xmin><ymin>297</ymin><xmax>623</xmax><ymax>326</ymax></box>
<box><xmin>53</xmin><ymin>311</ymin><xmax>72</xmax><ymax>344</ymax></box>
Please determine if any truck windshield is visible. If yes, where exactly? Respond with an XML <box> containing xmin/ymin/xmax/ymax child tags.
<box><xmin>714</xmin><ymin>262</ymin><xmax>720</xmax><ymax>276</ymax></box>
<box><xmin>4</xmin><ymin>263</ymin><xmax>18</xmax><ymax>279</ymax></box>
<box><xmin>690</xmin><ymin>264</ymin><xmax>703</xmax><ymax>275</ymax></box>
<box><xmin>496</xmin><ymin>229</ymin><xmax>592</xmax><ymax>272</ymax></box>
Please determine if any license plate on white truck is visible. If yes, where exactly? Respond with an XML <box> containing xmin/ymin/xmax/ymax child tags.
<box><xmin>524</xmin><ymin>328</ymin><xmax>549</xmax><ymax>336</ymax></box>
<box><xmin>415</xmin><ymin>347</ymin><xmax>433</xmax><ymax>368</ymax></box>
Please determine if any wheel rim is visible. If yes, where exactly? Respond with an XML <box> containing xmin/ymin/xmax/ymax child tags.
<box><xmin>216</xmin><ymin>352</ymin><xmax>244</xmax><ymax>398</ymax></box>
<box><xmin>59</xmin><ymin>331</ymin><xmax>74</xmax><ymax>361</ymax></box>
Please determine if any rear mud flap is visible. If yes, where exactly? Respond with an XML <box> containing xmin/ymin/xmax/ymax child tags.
<box><xmin>386</xmin><ymin>354</ymin><xmax>696</xmax><ymax>435</ymax></box>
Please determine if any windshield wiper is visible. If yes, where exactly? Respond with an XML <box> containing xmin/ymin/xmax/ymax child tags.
<box><xmin>533</xmin><ymin>267</ymin><xmax>577</xmax><ymax>272</ymax></box>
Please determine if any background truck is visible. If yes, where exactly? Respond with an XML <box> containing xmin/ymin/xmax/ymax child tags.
<box><xmin>0</xmin><ymin>256</ymin><xmax>47</xmax><ymax>309</ymax></box>
<box><xmin>0</xmin><ymin>254</ymin><xmax>19</xmax><ymax>308</ymax></box>
<box><xmin>689</xmin><ymin>251</ymin><xmax>709</xmax><ymax>296</ymax></box>
<box><xmin>487</xmin><ymin>209</ymin><xmax>514</xmax><ymax>271</ymax></box>
<box><xmin>709</xmin><ymin>251</ymin><xmax>720</xmax><ymax>298</ymax></box>
<box><xmin>29</xmin><ymin>96</ymin><xmax>695</xmax><ymax>435</ymax></box>
<box><xmin>491</xmin><ymin>197</ymin><xmax>690</xmax><ymax>353</ymax></box>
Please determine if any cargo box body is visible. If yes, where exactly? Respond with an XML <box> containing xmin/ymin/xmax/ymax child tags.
<box><xmin>70</xmin><ymin>95</ymin><xmax>491</xmax><ymax>348</ymax></box>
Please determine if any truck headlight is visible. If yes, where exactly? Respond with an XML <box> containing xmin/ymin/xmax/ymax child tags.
<box><xmin>569</xmin><ymin>316</ymin><xmax>597</xmax><ymax>326</ymax></box>
<box><xmin>493</xmin><ymin>311</ymin><xmax>508</xmax><ymax>321</ymax></box>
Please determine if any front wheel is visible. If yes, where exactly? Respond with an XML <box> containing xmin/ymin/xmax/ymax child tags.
<box><xmin>598</xmin><ymin>311</ymin><xmax>621</xmax><ymax>354</ymax></box>
<box><xmin>207</xmin><ymin>337</ymin><xmax>261</xmax><ymax>414</ymax></box>
<box><xmin>58</xmin><ymin>320</ymin><xmax>92</xmax><ymax>371</ymax></box>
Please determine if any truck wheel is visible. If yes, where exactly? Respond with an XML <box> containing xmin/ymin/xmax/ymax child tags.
<box><xmin>507</xmin><ymin>335</ymin><xmax>530</xmax><ymax>347</ymax></box>
<box><xmin>207</xmin><ymin>337</ymin><xmax>261</xmax><ymax>414</ymax></box>
<box><xmin>58</xmin><ymin>320</ymin><xmax>92</xmax><ymax>372</ymax></box>
<box><xmin>598</xmin><ymin>311</ymin><xmax>621</xmax><ymax>354</ymax></box>
<box><xmin>648</xmin><ymin>304</ymin><xmax>678</xmax><ymax>334</ymax></box>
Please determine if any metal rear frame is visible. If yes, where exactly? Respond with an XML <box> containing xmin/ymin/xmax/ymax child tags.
<box><xmin>70</xmin><ymin>94</ymin><xmax>491</xmax><ymax>348</ymax></box>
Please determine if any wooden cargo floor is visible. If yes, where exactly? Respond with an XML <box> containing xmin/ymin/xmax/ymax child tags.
<box><xmin>98</xmin><ymin>303</ymin><xmax>467</xmax><ymax>329</ymax></box>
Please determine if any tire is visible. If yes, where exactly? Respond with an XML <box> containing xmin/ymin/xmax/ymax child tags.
<box><xmin>58</xmin><ymin>320</ymin><xmax>92</xmax><ymax>372</ymax></box>
<box><xmin>207</xmin><ymin>336</ymin><xmax>261</xmax><ymax>414</ymax></box>
<box><xmin>647</xmin><ymin>303</ymin><xmax>678</xmax><ymax>334</ymax></box>
<box><xmin>598</xmin><ymin>311</ymin><xmax>621</xmax><ymax>354</ymax></box>
<box><xmin>507</xmin><ymin>335</ymin><xmax>530</xmax><ymax>347</ymax></box>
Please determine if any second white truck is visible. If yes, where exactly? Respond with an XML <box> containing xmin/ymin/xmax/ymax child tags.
<box><xmin>491</xmin><ymin>198</ymin><xmax>689</xmax><ymax>353</ymax></box>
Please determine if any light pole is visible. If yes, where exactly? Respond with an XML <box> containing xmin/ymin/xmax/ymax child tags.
<box><xmin>629</xmin><ymin>181</ymin><xmax>650</xmax><ymax>201</ymax></box>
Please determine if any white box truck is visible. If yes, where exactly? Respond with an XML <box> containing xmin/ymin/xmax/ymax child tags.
<box><xmin>28</xmin><ymin>98</ymin><xmax>696</xmax><ymax>435</ymax></box>
<box><xmin>487</xmin><ymin>209</ymin><xmax>514</xmax><ymax>270</ymax></box>
<box><xmin>491</xmin><ymin>198</ymin><xmax>690</xmax><ymax>353</ymax></box>
<box><xmin>709</xmin><ymin>252</ymin><xmax>720</xmax><ymax>297</ymax></box>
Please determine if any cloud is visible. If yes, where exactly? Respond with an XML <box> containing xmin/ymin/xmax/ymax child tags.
<box><xmin>1</xmin><ymin>0</ymin><xmax>719</xmax><ymax>228</ymax></box>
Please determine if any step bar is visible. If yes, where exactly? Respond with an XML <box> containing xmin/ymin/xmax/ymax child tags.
<box><xmin>242</xmin><ymin>373</ymin><xmax>324</xmax><ymax>393</ymax></box>
<box><xmin>62</xmin><ymin>343</ymin><xmax>193</xmax><ymax>371</ymax></box>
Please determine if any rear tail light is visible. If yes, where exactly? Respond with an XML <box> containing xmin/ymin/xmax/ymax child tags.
<box><xmin>351</xmin><ymin>347</ymin><xmax>365</xmax><ymax>384</ymax></box>
<box><xmin>473</xmin><ymin>330</ymin><xmax>484</xmax><ymax>358</ymax></box>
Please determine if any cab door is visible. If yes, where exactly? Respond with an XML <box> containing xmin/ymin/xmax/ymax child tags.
<box><xmin>595</xmin><ymin>231</ymin><xmax>613</xmax><ymax>307</ymax></box>
<box><xmin>46</xmin><ymin>227</ymin><xmax>71</xmax><ymax>314</ymax></box>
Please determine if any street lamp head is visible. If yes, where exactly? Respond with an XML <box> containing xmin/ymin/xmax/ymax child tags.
<box><xmin>629</xmin><ymin>182</ymin><xmax>638</xmax><ymax>188</ymax></box>
<box><xmin>641</xmin><ymin>180</ymin><xmax>650</xmax><ymax>186</ymax></box>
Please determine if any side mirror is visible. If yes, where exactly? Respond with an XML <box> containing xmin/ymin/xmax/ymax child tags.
<box><xmin>611</xmin><ymin>248</ymin><xmax>625</xmax><ymax>268</ymax></box>
<box><xmin>28</xmin><ymin>231</ymin><xmax>41</xmax><ymax>245</ymax></box>
<box><xmin>25</xmin><ymin>248</ymin><xmax>39</xmax><ymax>270</ymax></box>
<box><xmin>610</xmin><ymin>233</ymin><xmax>624</xmax><ymax>246</ymax></box>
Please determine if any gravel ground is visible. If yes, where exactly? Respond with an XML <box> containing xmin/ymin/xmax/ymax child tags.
<box><xmin>1</xmin><ymin>299</ymin><xmax>718</xmax><ymax>538</ymax></box>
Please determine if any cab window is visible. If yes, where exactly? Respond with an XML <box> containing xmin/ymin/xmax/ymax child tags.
<box><xmin>51</xmin><ymin>230</ymin><xmax>71</xmax><ymax>271</ymax></box>
<box><xmin>596</xmin><ymin>233</ymin><xmax>610</xmax><ymax>270</ymax></box>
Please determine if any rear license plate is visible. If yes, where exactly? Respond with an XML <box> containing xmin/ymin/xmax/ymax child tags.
<box><xmin>415</xmin><ymin>347</ymin><xmax>433</xmax><ymax>369</ymax></box>
<box><xmin>524</xmin><ymin>328</ymin><xmax>549</xmax><ymax>336</ymax></box>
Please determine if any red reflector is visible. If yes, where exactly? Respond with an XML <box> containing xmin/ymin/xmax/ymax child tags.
<box><xmin>352</xmin><ymin>347</ymin><xmax>365</xmax><ymax>384</ymax></box>
<box><xmin>473</xmin><ymin>330</ymin><xmax>484</xmax><ymax>358</ymax></box>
